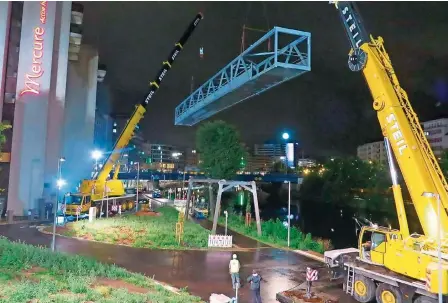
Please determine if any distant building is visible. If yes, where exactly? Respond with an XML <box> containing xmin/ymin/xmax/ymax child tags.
<box><xmin>357</xmin><ymin>141</ymin><xmax>387</xmax><ymax>164</ymax></box>
<box><xmin>184</xmin><ymin>149</ymin><xmax>200</xmax><ymax>172</ymax></box>
<box><xmin>143</xmin><ymin>144</ymin><xmax>185</xmax><ymax>172</ymax></box>
<box><xmin>422</xmin><ymin>118</ymin><xmax>448</xmax><ymax>157</ymax></box>
<box><xmin>253</xmin><ymin>143</ymin><xmax>303</xmax><ymax>169</ymax></box>
<box><xmin>297</xmin><ymin>158</ymin><xmax>317</xmax><ymax>168</ymax></box>
<box><xmin>245</xmin><ymin>155</ymin><xmax>273</xmax><ymax>173</ymax></box>
<box><xmin>254</xmin><ymin>144</ymin><xmax>285</xmax><ymax>157</ymax></box>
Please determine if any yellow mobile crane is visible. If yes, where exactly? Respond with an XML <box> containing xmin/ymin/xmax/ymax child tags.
<box><xmin>323</xmin><ymin>2</ymin><xmax>448</xmax><ymax>303</ymax></box>
<box><xmin>65</xmin><ymin>13</ymin><xmax>203</xmax><ymax>216</ymax></box>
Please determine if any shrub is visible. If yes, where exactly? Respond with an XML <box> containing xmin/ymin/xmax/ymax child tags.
<box><xmin>218</xmin><ymin>213</ymin><xmax>331</xmax><ymax>253</ymax></box>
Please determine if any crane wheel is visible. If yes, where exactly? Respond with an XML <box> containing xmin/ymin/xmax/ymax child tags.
<box><xmin>376</xmin><ymin>283</ymin><xmax>403</xmax><ymax>303</ymax></box>
<box><xmin>413</xmin><ymin>296</ymin><xmax>438</xmax><ymax>303</ymax></box>
<box><xmin>353</xmin><ymin>275</ymin><xmax>376</xmax><ymax>303</ymax></box>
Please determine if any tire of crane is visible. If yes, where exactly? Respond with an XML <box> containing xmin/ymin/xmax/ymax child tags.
<box><xmin>413</xmin><ymin>296</ymin><xmax>438</xmax><ymax>303</ymax></box>
<box><xmin>376</xmin><ymin>283</ymin><xmax>403</xmax><ymax>303</ymax></box>
<box><xmin>353</xmin><ymin>274</ymin><xmax>376</xmax><ymax>303</ymax></box>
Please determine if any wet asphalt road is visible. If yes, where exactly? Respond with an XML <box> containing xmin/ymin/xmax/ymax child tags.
<box><xmin>0</xmin><ymin>222</ymin><xmax>354</xmax><ymax>303</ymax></box>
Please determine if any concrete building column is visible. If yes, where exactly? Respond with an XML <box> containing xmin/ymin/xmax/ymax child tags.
<box><xmin>0</xmin><ymin>2</ymin><xmax>11</xmax><ymax>117</ymax></box>
<box><xmin>62</xmin><ymin>45</ymin><xmax>99</xmax><ymax>190</ymax></box>
<box><xmin>43</xmin><ymin>2</ymin><xmax>71</xmax><ymax>200</ymax></box>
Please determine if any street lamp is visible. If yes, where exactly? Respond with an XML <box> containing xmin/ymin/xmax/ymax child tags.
<box><xmin>422</xmin><ymin>191</ymin><xmax>442</xmax><ymax>303</ymax></box>
<box><xmin>91</xmin><ymin>150</ymin><xmax>103</xmax><ymax>174</ymax></box>
<box><xmin>285</xmin><ymin>180</ymin><xmax>291</xmax><ymax>247</ymax></box>
<box><xmin>282</xmin><ymin>132</ymin><xmax>290</xmax><ymax>140</ymax></box>
<box><xmin>52</xmin><ymin>157</ymin><xmax>65</xmax><ymax>252</ymax></box>
<box><xmin>135</xmin><ymin>162</ymin><xmax>140</xmax><ymax>212</ymax></box>
<box><xmin>224</xmin><ymin>210</ymin><xmax>228</xmax><ymax>236</ymax></box>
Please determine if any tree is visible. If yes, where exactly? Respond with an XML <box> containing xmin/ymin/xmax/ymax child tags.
<box><xmin>0</xmin><ymin>123</ymin><xmax>10</xmax><ymax>149</ymax></box>
<box><xmin>196</xmin><ymin>120</ymin><xmax>247</xmax><ymax>179</ymax></box>
<box><xmin>299</xmin><ymin>157</ymin><xmax>394</xmax><ymax>215</ymax></box>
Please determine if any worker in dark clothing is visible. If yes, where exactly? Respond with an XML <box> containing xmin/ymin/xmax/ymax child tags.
<box><xmin>247</xmin><ymin>269</ymin><xmax>263</xmax><ymax>303</ymax></box>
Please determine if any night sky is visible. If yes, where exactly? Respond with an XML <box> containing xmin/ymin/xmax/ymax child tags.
<box><xmin>82</xmin><ymin>1</ymin><xmax>448</xmax><ymax>157</ymax></box>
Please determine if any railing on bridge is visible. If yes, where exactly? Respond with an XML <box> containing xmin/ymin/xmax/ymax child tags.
<box><xmin>115</xmin><ymin>172</ymin><xmax>303</xmax><ymax>184</ymax></box>
<box><xmin>174</xmin><ymin>27</ymin><xmax>311</xmax><ymax>126</ymax></box>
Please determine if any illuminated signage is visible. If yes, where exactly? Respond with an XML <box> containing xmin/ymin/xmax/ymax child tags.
<box><xmin>20</xmin><ymin>1</ymin><xmax>48</xmax><ymax>96</ymax></box>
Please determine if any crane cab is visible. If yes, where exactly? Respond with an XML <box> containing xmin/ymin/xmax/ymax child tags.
<box><xmin>63</xmin><ymin>193</ymin><xmax>92</xmax><ymax>216</ymax></box>
<box><xmin>358</xmin><ymin>225</ymin><xmax>391</xmax><ymax>266</ymax></box>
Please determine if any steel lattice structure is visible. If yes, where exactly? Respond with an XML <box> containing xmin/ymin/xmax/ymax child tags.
<box><xmin>174</xmin><ymin>27</ymin><xmax>311</xmax><ymax>126</ymax></box>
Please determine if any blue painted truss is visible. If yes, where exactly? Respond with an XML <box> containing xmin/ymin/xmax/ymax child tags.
<box><xmin>174</xmin><ymin>27</ymin><xmax>311</xmax><ymax>126</ymax></box>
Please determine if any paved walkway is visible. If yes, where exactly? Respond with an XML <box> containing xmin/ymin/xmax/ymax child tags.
<box><xmin>194</xmin><ymin>218</ymin><xmax>270</xmax><ymax>250</ymax></box>
<box><xmin>0</xmin><ymin>212</ymin><xmax>354</xmax><ymax>303</ymax></box>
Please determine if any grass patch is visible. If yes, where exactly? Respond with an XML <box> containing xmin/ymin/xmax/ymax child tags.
<box><xmin>53</xmin><ymin>206</ymin><xmax>211</xmax><ymax>249</ymax></box>
<box><xmin>218</xmin><ymin>213</ymin><xmax>332</xmax><ymax>253</ymax></box>
<box><xmin>0</xmin><ymin>237</ymin><xmax>203</xmax><ymax>303</ymax></box>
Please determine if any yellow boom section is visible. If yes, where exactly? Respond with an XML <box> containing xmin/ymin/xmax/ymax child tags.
<box><xmin>96</xmin><ymin>105</ymin><xmax>145</xmax><ymax>182</ymax></box>
<box><xmin>361</xmin><ymin>37</ymin><xmax>448</xmax><ymax>239</ymax></box>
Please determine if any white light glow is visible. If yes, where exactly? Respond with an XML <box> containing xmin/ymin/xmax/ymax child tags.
<box><xmin>57</xmin><ymin>179</ymin><xmax>66</xmax><ymax>188</ymax></box>
<box><xmin>92</xmin><ymin>150</ymin><xmax>102</xmax><ymax>160</ymax></box>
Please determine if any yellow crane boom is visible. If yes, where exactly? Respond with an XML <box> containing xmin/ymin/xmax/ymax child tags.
<box><xmin>71</xmin><ymin>13</ymin><xmax>203</xmax><ymax>206</ymax></box>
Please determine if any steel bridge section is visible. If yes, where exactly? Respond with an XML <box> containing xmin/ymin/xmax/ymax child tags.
<box><xmin>174</xmin><ymin>27</ymin><xmax>311</xmax><ymax>126</ymax></box>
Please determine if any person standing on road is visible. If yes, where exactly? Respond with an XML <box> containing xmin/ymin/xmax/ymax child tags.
<box><xmin>229</xmin><ymin>254</ymin><xmax>241</xmax><ymax>289</ymax></box>
<box><xmin>247</xmin><ymin>269</ymin><xmax>263</xmax><ymax>303</ymax></box>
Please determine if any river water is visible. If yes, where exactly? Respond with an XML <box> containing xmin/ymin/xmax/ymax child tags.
<box><xmin>255</xmin><ymin>185</ymin><xmax>421</xmax><ymax>250</ymax></box>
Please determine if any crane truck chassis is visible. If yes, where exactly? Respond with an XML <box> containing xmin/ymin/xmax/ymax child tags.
<box><xmin>324</xmin><ymin>247</ymin><xmax>442</xmax><ymax>303</ymax></box>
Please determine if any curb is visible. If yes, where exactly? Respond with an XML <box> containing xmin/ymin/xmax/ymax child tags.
<box><xmin>212</xmin><ymin>221</ymin><xmax>326</xmax><ymax>263</ymax></box>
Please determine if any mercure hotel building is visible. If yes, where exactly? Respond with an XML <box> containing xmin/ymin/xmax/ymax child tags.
<box><xmin>0</xmin><ymin>1</ymin><xmax>105</xmax><ymax>216</ymax></box>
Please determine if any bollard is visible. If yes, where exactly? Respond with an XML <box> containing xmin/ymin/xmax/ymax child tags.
<box><xmin>306</xmin><ymin>281</ymin><xmax>312</xmax><ymax>298</ymax></box>
<box><xmin>7</xmin><ymin>210</ymin><xmax>13</xmax><ymax>224</ymax></box>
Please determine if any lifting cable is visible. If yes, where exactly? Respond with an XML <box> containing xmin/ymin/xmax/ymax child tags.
<box><xmin>240</xmin><ymin>2</ymin><xmax>271</xmax><ymax>53</ymax></box>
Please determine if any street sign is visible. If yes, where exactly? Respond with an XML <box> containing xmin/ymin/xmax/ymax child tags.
<box><xmin>306</xmin><ymin>267</ymin><xmax>318</xmax><ymax>281</ymax></box>
<box><xmin>208</xmin><ymin>235</ymin><xmax>232</xmax><ymax>248</ymax></box>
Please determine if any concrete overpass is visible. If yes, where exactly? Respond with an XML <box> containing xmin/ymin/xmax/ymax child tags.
<box><xmin>115</xmin><ymin>172</ymin><xmax>303</xmax><ymax>184</ymax></box>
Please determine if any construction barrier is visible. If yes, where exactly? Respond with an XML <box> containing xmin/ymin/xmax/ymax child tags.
<box><xmin>305</xmin><ymin>267</ymin><xmax>318</xmax><ymax>298</ymax></box>
<box><xmin>208</xmin><ymin>235</ymin><xmax>233</xmax><ymax>248</ymax></box>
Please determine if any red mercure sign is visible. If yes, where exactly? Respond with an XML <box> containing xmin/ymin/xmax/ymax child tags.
<box><xmin>20</xmin><ymin>1</ymin><xmax>48</xmax><ymax>96</ymax></box>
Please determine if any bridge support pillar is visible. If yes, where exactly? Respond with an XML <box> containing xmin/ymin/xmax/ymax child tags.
<box><xmin>184</xmin><ymin>180</ymin><xmax>193</xmax><ymax>217</ymax></box>
<box><xmin>211</xmin><ymin>180</ymin><xmax>261</xmax><ymax>237</ymax></box>
<box><xmin>250</xmin><ymin>181</ymin><xmax>262</xmax><ymax>236</ymax></box>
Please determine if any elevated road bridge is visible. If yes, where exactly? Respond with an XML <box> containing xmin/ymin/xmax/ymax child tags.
<box><xmin>114</xmin><ymin>172</ymin><xmax>303</xmax><ymax>184</ymax></box>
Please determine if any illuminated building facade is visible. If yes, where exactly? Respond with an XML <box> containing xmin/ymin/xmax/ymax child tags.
<box><xmin>2</xmin><ymin>1</ymin><xmax>74</xmax><ymax>216</ymax></box>
<box><xmin>357</xmin><ymin>141</ymin><xmax>387</xmax><ymax>164</ymax></box>
<box><xmin>422</xmin><ymin>118</ymin><xmax>448</xmax><ymax>157</ymax></box>
<box><xmin>0</xmin><ymin>1</ymin><xmax>102</xmax><ymax>216</ymax></box>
